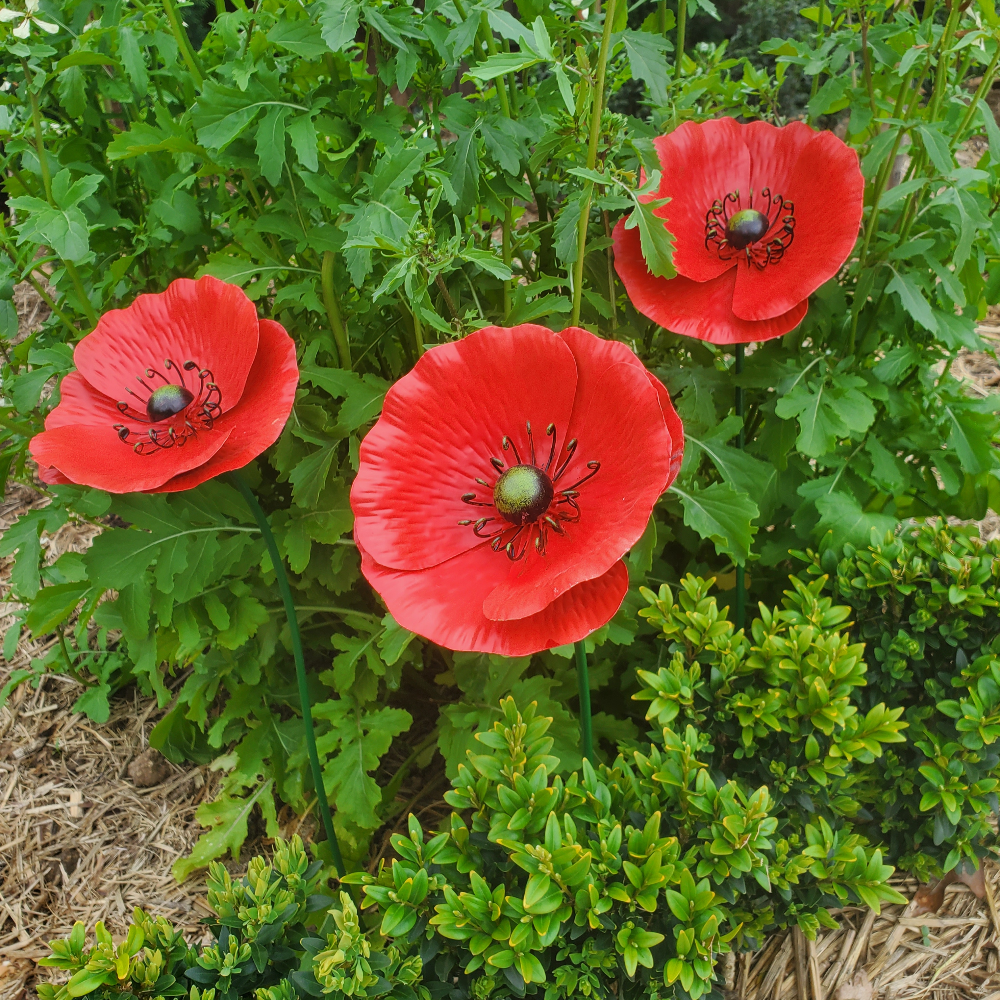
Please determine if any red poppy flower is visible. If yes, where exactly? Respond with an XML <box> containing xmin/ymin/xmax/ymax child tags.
<box><xmin>30</xmin><ymin>276</ymin><xmax>298</xmax><ymax>493</ymax></box>
<box><xmin>613</xmin><ymin>118</ymin><xmax>864</xmax><ymax>345</ymax></box>
<box><xmin>350</xmin><ymin>325</ymin><xmax>684</xmax><ymax>656</ymax></box>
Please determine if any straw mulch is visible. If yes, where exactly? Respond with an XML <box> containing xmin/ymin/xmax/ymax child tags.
<box><xmin>736</xmin><ymin>871</ymin><xmax>1000</xmax><ymax>1000</ymax></box>
<box><xmin>4</xmin><ymin>283</ymin><xmax>1000</xmax><ymax>1000</ymax></box>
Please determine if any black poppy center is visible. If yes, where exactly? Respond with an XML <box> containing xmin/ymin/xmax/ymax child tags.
<box><xmin>493</xmin><ymin>464</ymin><xmax>554</xmax><ymax>525</ymax></box>
<box><xmin>725</xmin><ymin>209</ymin><xmax>770</xmax><ymax>250</ymax></box>
<box><xmin>146</xmin><ymin>384</ymin><xmax>194</xmax><ymax>422</ymax></box>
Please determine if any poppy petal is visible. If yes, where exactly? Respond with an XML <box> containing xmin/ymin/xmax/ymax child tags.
<box><xmin>613</xmin><ymin>217</ymin><xmax>807</xmax><ymax>344</ymax></box>
<box><xmin>30</xmin><ymin>422</ymin><xmax>233</xmax><ymax>493</ymax></box>
<box><xmin>73</xmin><ymin>275</ymin><xmax>259</xmax><ymax>414</ymax></box>
<box><xmin>732</xmin><ymin>122</ymin><xmax>863</xmax><ymax>321</ymax></box>
<box><xmin>651</xmin><ymin>118</ymin><xmax>749</xmax><ymax>284</ymax></box>
<box><xmin>357</xmin><ymin>529</ymin><xmax>628</xmax><ymax>656</ymax></box>
<box><xmin>44</xmin><ymin>370</ymin><xmax>124</xmax><ymax>429</ymax></box>
<box><xmin>351</xmin><ymin>325</ymin><xmax>578</xmax><ymax>572</ymax></box>
<box><xmin>482</xmin><ymin>343</ymin><xmax>671</xmax><ymax>621</ymax></box>
<box><xmin>149</xmin><ymin>319</ymin><xmax>299</xmax><ymax>493</ymax></box>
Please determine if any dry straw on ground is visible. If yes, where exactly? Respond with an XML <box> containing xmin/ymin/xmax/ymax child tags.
<box><xmin>4</xmin><ymin>289</ymin><xmax>1000</xmax><ymax>1000</ymax></box>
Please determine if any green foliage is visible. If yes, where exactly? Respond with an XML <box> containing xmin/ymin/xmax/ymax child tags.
<box><xmin>3</xmin><ymin>0</ymin><xmax>1000</xmax><ymax>885</ymax></box>
<box><xmin>799</xmin><ymin>520</ymin><xmax>1000</xmax><ymax>879</ymax></box>
<box><xmin>343</xmin><ymin>696</ymin><xmax>900</xmax><ymax>1000</ymax></box>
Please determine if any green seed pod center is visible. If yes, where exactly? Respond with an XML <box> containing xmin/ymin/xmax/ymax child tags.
<box><xmin>147</xmin><ymin>384</ymin><xmax>195</xmax><ymax>422</ymax></box>
<box><xmin>493</xmin><ymin>464</ymin><xmax>554</xmax><ymax>525</ymax></box>
<box><xmin>726</xmin><ymin>209</ymin><xmax>770</xmax><ymax>250</ymax></box>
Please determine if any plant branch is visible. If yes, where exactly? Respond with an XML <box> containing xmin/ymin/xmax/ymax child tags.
<box><xmin>322</xmin><ymin>251</ymin><xmax>352</xmax><ymax>368</ymax></box>
<box><xmin>571</xmin><ymin>0</ymin><xmax>617</xmax><ymax>326</ymax></box>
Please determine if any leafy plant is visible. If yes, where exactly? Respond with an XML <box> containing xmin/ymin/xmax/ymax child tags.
<box><xmin>3</xmin><ymin>0</ymin><xmax>1000</xmax><ymax>881</ymax></box>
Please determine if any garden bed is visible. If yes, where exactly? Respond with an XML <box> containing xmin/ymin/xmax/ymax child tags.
<box><xmin>4</xmin><ymin>281</ymin><xmax>1000</xmax><ymax>997</ymax></box>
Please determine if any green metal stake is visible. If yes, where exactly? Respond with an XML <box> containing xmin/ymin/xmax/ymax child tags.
<box><xmin>575</xmin><ymin>639</ymin><xmax>594</xmax><ymax>761</ymax></box>
<box><xmin>734</xmin><ymin>344</ymin><xmax>746</xmax><ymax>632</ymax></box>
<box><xmin>228</xmin><ymin>470</ymin><xmax>347</xmax><ymax>879</ymax></box>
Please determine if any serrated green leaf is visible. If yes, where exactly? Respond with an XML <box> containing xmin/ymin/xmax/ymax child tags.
<box><xmin>671</xmin><ymin>482</ymin><xmax>758</xmax><ymax>565</ymax></box>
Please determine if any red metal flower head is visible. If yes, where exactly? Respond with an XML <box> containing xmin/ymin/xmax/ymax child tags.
<box><xmin>30</xmin><ymin>276</ymin><xmax>298</xmax><ymax>493</ymax></box>
<box><xmin>351</xmin><ymin>325</ymin><xmax>684</xmax><ymax>657</ymax></box>
<box><xmin>613</xmin><ymin>118</ymin><xmax>864</xmax><ymax>345</ymax></box>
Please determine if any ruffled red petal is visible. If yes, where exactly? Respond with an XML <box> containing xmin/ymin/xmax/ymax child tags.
<box><xmin>351</xmin><ymin>326</ymin><xmax>579</xmax><ymax>572</ymax></box>
<box><xmin>613</xmin><ymin>217</ymin><xmax>807</xmax><ymax>344</ymax></box>
<box><xmin>732</xmin><ymin>121</ymin><xmax>863</xmax><ymax>321</ymax></box>
<box><xmin>357</xmin><ymin>528</ymin><xmax>628</xmax><ymax>656</ymax></box>
<box><xmin>651</xmin><ymin>118</ymin><xmax>749</xmax><ymax>284</ymax></box>
<box><xmin>30</xmin><ymin>422</ymin><xmax>233</xmax><ymax>493</ymax></box>
<box><xmin>150</xmin><ymin>320</ymin><xmax>299</xmax><ymax>493</ymax></box>
<box><xmin>44</xmin><ymin>370</ymin><xmax>123</xmax><ymax>429</ymax></box>
<box><xmin>481</xmin><ymin>330</ymin><xmax>673</xmax><ymax>621</ymax></box>
<box><xmin>36</xmin><ymin>463</ymin><xmax>72</xmax><ymax>485</ymax></box>
<box><xmin>73</xmin><ymin>276</ymin><xmax>259</xmax><ymax>414</ymax></box>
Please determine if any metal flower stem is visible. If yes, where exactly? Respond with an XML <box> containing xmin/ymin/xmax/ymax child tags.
<box><xmin>227</xmin><ymin>471</ymin><xmax>346</xmax><ymax>878</ymax></box>
<box><xmin>734</xmin><ymin>343</ymin><xmax>746</xmax><ymax>632</ymax></box>
<box><xmin>574</xmin><ymin>639</ymin><xmax>594</xmax><ymax>761</ymax></box>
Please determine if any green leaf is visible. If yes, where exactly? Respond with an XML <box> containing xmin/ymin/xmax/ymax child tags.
<box><xmin>620</xmin><ymin>30</ymin><xmax>671</xmax><ymax>106</ymax></box>
<box><xmin>671</xmin><ymin>482</ymin><xmax>758</xmax><ymax>565</ymax></box>
<box><xmin>379</xmin><ymin>614</ymin><xmax>416</xmax><ymax>667</ymax></box>
<box><xmin>173</xmin><ymin>783</ymin><xmax>274</xmax><ymax>882</ymax></box>
<box><xmin>301</xmin><ymin>366</ymin><xmax>389</xmax><ymax>430</ymax></box>
<box><xmin>117</xmin><ymin>26</ymin><xmax>148</xmax><ymax>94</ymax></box>
<box><xmin>317</xmin><ymin>0</ymin><xmax>360</xmax><ymax>50</ymax></box>
<box><xmin>916</xmin><ymin>124</ymin><xmax>954</xmax><ymax>176</ymax></box>
<box><xmin>25</xmin><ymin>581</ymin><xmax>91</xmax><ymax>636</ymax></box>
<box><xmin>886</xmin><ymin>268</ymin><xmax>936</xmax><ymax>332</ymax></box>
<box><xmin>268</xmin><ymin>17</ymin><xmax>328</xmax><ymax>58</ymax></box>
<box><xmin>464</xmin><ymin>52</ymin><xmax>541</xmax><ymax>83</ymax></box>
<box><xmin>255</xmin><ymin>105</ymin><xmax>290</xmax><ymax>186</ymax></box>
<box><xmin>288</xmin><ymin>114</ymin><xmax>319</xmax><ymax>172</ymax></box>
<box><xmin>624</xmin><ymin>196</ymin><xmax>675</xmax><ymax>279</ymax></box>
<box><xmin>815</xmin><ymin>492</ymin><xmax>897</xmax><ymax>550</ymax></box>
<box><xmin>554</xmin><ymin>192</ymin><xmax>586</xmax><ymax>266</ymax></box>
<box><xmin>460</xmin><ymin>247</ymin><xmax>513</xmax><ymax>279</ymax></box>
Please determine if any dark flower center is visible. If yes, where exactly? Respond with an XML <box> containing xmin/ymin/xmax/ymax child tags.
<box><xmin>113</xmin><ymin>359</ymin><xmax>222</xmax><ymax>455</ymax></box>
<box><xmin>705</xmin><ymin>188</ymin><xmax>796</xmax><ymax>270</ymax></box>
<box><xmin>458</xmin><ymin>422</ymin><xmax>600</xmax><ymax>561</ymax></box>
<box><xmin>147</xmin><ymin>384</ymin><xmax>194</xmax><ymax>421</ymax></box>
<box><xmin>725</xmin><ymin>209</ymin><xmax>770</xmax><ymax>250</ymax></box>
<box><xmin>494</xmin><ymin>465</ymin><xmax>554</xmax><ymax>525</ymax></box>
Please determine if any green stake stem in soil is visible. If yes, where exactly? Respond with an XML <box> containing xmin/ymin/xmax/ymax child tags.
<box><xmin>734</xmin><ymin>343</ymin><xmax>746</xmax><ymax>632</ymax></box>
<box><xmin>574</xmin><ymin>639</ymin><xmax>594</xmax><ymax>761</ymax></box>
<box><xmin>228</xmin><ymin>470</ymin><xmax>346</xmax><ymax>879</ymax></box>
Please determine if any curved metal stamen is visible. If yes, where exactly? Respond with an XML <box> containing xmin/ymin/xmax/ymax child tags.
<box><xmin>563</xmin><ymin>461</ymin><xmax>601</xmax><ymax>492</ymax></box>
<box><xmin>501</xmin><ymin>435</ymin><xmax>522</xmax><ymax>465</ymax></box>
<box><xmin>526</xmin><ymin>421</ymin><xmax>535</xmax><ymax>466</ymax></box>
<box><xmin>115</xmin><ymin>357</ymin><xmax>223</xmax><ymax>457</ymax></box>
<box><xmin>553</xmin><ymin>439</ymin><xmax>578</xmax><ymax>482</ymax></box>
<box><xmin>705</xmin><ymin>187</ymin><xmax>795</xmax><ymax>270</ymax></box>
<box><xmin>505</xmin><ymin>526</ymin><xmax>529</xmax><ymax>561</ymax></box>
<box><xmin>461</xmin><ymin>492</ymin><xmax>493</xmax><ymax>507</ymax></box>
<box><xmin>544</xmin><ymin>424</ymin><xmax>557</xmax><ymax>472</ymax></box>
<box><xmin>475</xmin><ymin>478</ymin><xmax>490</xmax><ymax>487</ymax></box>
<box><xmin>490</xmin><ymin>457</ymin><xmax>505</xmax><ymax>472</ymax></box>
<box><xmin>164</xmin><ymin>359</ymin><xmax>187</xmax><ymax>389</ymax></box>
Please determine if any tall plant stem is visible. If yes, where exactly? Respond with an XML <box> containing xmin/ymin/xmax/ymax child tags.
<box><xmin>734</xmin><ymin>343</ymin><xmax>746</xmax><ymax>631</ymax></box>
<box><xmin>673</xmin><ymin>0</ymin><xmax>687</xmax><ymax>80</ymax></box>
<box><xmin>228</xmin><ymin>471</ymin><xmax>346</xmax><ymax>879</ymax></box>
<box><xmin>21</xmin><ymin>60</ymin><xmax>99</xmax><ymax>329</ymax></box>
<box><xmin>321</xmin><ymin>252</ymin><xmax>351</xmax><ymax>369</ymax></box>
<box><xmin>953</xmin><ymin>40</ymin><xmax>1000</xmax><ymax>148</ymax></box>
<box><xmin>571</xmin><ymin>0</ymin><xmax>617</xmax><ymax>326</ymax></box>
<box><xmin>808</xmin><ymin>0</ymin><xmax>827</xmax><ymax>114</ymax></box>
<box><xmin>574</xmin><ymin>640</ymin><xmax>594</xmax><ymax>761</ymax></box>
<box><xmin>162</xmin><ymin>0</ymin><xmax>205</xmax><ymax>87</ymax></box>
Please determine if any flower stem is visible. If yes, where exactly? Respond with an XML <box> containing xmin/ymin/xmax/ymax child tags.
<box><xmin>574</xmin><ymin>640</ymin><xmax>594</xmax><ymax>762</ymax></box>
<box><xmin>673</xmin><ymin>0</ymin><xmax>687</xmax><ymax>80</ymax></box>
<box><xmin>321</xmin><ymin>252</ymin><xmax>352</xmax><ymax>369</ymax></box>
<box><xmin>734</xmin><ymin>343</ymin><xmax>746</xmax><ymax>632</ymax></box>
<box><xmin>227</xmin><ymin>470</ymin><xmax>346</xmax><ymax>879</ymax></box>
<box><xmin>162</xmin><ymin>0</ymin><xmax>205</xmax><ymax>87</ymax></box>
<box><xmin>570</xmin><ymin>0</ymin><xmax>617</xmax><ymax>327</ymax></box>
<box><xmin>21</xmin><ymin>59</ymin><xmax>100</xmax><ymax>329</ymax></box>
